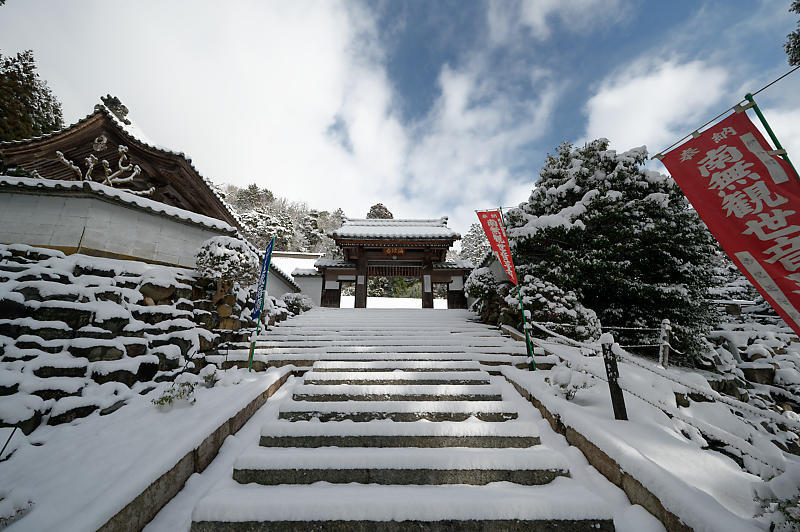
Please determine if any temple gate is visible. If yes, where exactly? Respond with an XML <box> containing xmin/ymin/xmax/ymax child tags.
<box><xmin>316</xmin><ymin>218</ymin><xmax>471</xmax><ymax>309</ymax></box>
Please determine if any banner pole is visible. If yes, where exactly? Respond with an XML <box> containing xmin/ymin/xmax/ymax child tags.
<box><xmin>745</xmin><ymin>93</ymin><xmax>800</xmax><ymax>180</ymax></box>
<box><xmin>498</xmin><ymin>208</ymin><xmax>536</xmax><ymax>370</ymax></box>
<box><xmin>248</xmin><ymin>237</ymin><xmax>274</xmax><ymax>372</ymax></box>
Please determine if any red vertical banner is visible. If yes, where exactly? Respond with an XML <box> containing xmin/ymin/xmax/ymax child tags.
<box><xmin>662</xmin><ymin>111</ymin><xmax>800</xmax><ymax>336</ymax></box>
<box><xmin>477</xmin><ymin>209</ymin><xmax>518</xmax><ymax>285</ymax></box>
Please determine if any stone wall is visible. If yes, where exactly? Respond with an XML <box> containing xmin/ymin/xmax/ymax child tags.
<box><xmin>0</xmin><ymin>244</ymin><xmax>289</xmax><ymax>434</ymax></box>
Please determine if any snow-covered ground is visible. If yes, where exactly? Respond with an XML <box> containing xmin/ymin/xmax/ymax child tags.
<box><xmin>0</xmin><ymin>367</ymin><xmax>291</xmax><ymax>531</ymax></box>
<box><xmin>510</xmin><ymin>334</ymin><xmax>800</xmax><ymax>530</ymax></box>
<box><xmin>340</xmin><ymin>295</ymin><xmax>448</xmax><ymax>308</ymax></box>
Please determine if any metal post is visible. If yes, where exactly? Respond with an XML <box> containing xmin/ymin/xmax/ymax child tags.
<box><xmin>499</xmin><ymin>207</ymin><xmax>536</xmax><ymax>370</ymax></box>
<box><xmin>600</xmin><ymin>333</ymin><xmax>628</xmax><ymax>420</ymax></box>
<box><xmin>658</xmin><ymin>318</ymin><xmax>671</xmax><ymax>368</ymax></box>
<box><xmin>744</xmin><ymin>93</ymin><xmax>800</xmax><ymax>180</ymax></box>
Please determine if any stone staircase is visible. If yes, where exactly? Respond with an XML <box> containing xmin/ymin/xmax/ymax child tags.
<box><xmin>190</xmin><ymin>309</ymin><xmax>619</xmax><ymax>530</ymax></box>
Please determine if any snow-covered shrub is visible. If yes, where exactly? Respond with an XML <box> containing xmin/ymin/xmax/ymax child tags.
<box><xmin>500</xmin><ymin>139</ymin><xmax>720</xmax><ymax>362</ymax></box>
<box><xmin>152</xmin><ymin>373</ymin><xmax>198</xmax><ymax>408</ymax></box>
<box><xmin>152</xmin><ymin>381</ymin><xmax>195</xmax><ymax>408</ymax></box>
<box><xmin>195</xmin><ymin>236</ymin><xmax>260</xmax><ymax>286</ymax></box>
<box><xmin>281</xmin><ymin>293</ymin><xmax>314</xmax><ymax>315</ymax></box>
<box><xmin>199</xmin><ymin>364</ymin><xmax>218</xmax><ymax>388</ymax></box>
<box><xmin>466</xmin><ymin>266</ymin><xmax>600</xmax><ymax>341</ymax></box>
<box><xmin>544</xmin><ymin>366</ymin><xmax>595</xmax><ymax>400</ymax></box>
<box><xmin>195</xmin><ymin>235</ymin><xmax>260</xmax><ymax>303</ymax></box>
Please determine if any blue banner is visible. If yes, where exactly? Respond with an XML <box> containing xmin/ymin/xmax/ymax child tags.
<box><xmin>252</xmin><ymin>237</ymin><xmax>275</xmax><ymax>319</ymax></box>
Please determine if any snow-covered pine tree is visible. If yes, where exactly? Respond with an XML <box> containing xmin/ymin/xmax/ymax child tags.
<box><xmin>460</xmin><ymin>223</ymin><xmax>490</xmax><ymax>265</ymax></box>
<box><xmin>786</xmin><ymin>0</ymin><xmax>800</xmax><ymax>65</ymax></box>
<box><xmin>229</xmin><ymin>183</ymin><xmax>275</xmax><ymax>212</ymax></box>
<box><xmin>499</xmin><ymin>139</ymin><xmax>720</xmax><ymax>361</ymax></box>
<box><xmin>0</xmin><ymin>50</ymin><xmax>63</xmax><ymax>143</ymax></box>
<box><xmin>367</xmin><ymin>203</ymin><xmax>393</xmax><ymax>219</ymax></box>
<box><xmin>466</xmin><ymin>266</ymin><xmax>601</xmax><ymax>341</ymax></box>
<box><xmin>238</xmin><ymin>208</ymin><xmax>294</xmax><ymax>250</ymax></box>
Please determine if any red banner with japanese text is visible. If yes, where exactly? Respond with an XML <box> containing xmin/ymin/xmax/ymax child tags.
<box><xmin>662</xmin><ymin>111</ymin><xmax>800</xmax><ymax>336</ymax></box>
<box><xmin>477</xmin><ymin>209</ymin><xmax>518</xmax><ymax>285</ymax></box>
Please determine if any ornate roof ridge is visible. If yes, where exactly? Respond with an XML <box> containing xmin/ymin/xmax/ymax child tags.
<box><xmin>0</xmin><ymin>103</ymin><xmax>241</xmax><ymax>229</ymax></box>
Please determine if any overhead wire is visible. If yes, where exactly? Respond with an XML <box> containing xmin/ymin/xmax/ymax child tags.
<box><xmin>651</xmin><ymin>65</ymin><xmax>800</xmax><ymax>160</ymax></box>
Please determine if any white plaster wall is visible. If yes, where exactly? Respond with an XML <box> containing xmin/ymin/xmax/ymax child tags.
<box><xmin>0</xmin><ymin>191</ymin><xmax>231</xmax><ymax>268</ymax></box>
<box><xmin>266</xmin><ymin>271</ymin><xmax>296</xmax><ymax>300</ymax></box>
<box><xmin>294</xmin><ymin>276</ymin><xmax>323</xmax><ymax>306</ymax></box>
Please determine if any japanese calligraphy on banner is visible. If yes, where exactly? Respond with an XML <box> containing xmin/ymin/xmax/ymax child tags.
<box><xmin>662</xmin><ymin>111</ymin><xmax>800</xmax><ymax>336</ymax></box>
<box><xmin>477</xmin><ymin>209</ymin><xmax>518</xmax><ymax>285</ymax></box>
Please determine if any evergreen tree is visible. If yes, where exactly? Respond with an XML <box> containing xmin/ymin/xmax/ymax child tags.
<box><xmin>367</xmin><ymin>277</ymin><xmax>392</xmax><ymax>297</ymax></box>
<box><xmin>230</xmin><ymin>183</ymin><xmax>274</xmax><ymax>212</ymax></box>
<box><xmin>238</xmin><ymin>208</ymin><xmax>294</xmax><ymax>250</ymax></box>
<box><xmin>367</xmin><ymin>203</ymin><xmax>393</xmax><ymax>219</ymax></box>
<box><xmin>0</xmin><ymin>50</ymin><xmax>64</xmax><ymax>142</ymax></box>
<box><xmin>488</xmin><ymin>139</ymin><xmax>719</xmax><ymax>361</ymax></box>
<box><xmin>786</xmin><ymin>1</ymin><xmax>800</xmax><ymax>65</ymax></box>
<box><xmin>459</xmin><ymin>223</ymin><xmax>491</xmax><ymax>265</ymax></box>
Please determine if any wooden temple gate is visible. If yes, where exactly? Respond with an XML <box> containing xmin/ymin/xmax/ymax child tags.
<box><xmin>316</xmin><ymin>218</ymin><xmax>471</xmax><ymax>309</ymax></box>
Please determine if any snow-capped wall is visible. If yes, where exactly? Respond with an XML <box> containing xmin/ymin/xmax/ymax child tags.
<box><xmin>0</xmin><ymin>187</ymin><xmax>234</xmax><ymax>268</ymax></box>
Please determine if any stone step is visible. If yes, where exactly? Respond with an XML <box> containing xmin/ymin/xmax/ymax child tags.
<box><xmin>303</xmin><ymin>370</ymin><xmax>488</xmax><ymax>381</ymax></box>
<box><xmin>259</xmin><ymin>420</ymin><xmax>541</xmax><ymax>448</ymax></box>
<box><xmin>312</xmin><ymin>360</ymin><xmax>483</xmax><ymax>371</ymax></box>
<box><xmin>256</xmin><ymin>339</ymin><xmax>514</xmax><ymax>347</ymax></box>
<box><xmin>256</xmin><ymin>346</ymin><xmax>527</xmax><ymax>355</ymax></box>
<box><xmin>292</xmin><ymin>383</ymin><xmax>502</xmax><ymax>402</ymax></box>
<box><xmin>190</xmin><ymin>484</ymin><xmax>614</xmax><ymax>531</ymax></box>
<box><xmin>279</xmin><ymin>400</ymin><xmax>518</xmax><ymax>422</ymax></box>
<box><xmin>232</xmin><ymin>447</ymin><xmax>568</xmax><ymax>486</ymax></box>
<box><xmin>303</xmin><ymin>378</ymin><xmax>489</xmax><ymax>385</ymax></box>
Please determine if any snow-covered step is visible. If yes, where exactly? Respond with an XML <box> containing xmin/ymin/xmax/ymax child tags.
<box><xmin>256</xmin><ymin>338</ymin><xmax>514</xmax><ymax>347</ymax></box>
<box><xmin>190</xmin><ymin>483</ymin><xmax>614</xmax><ymax>531</ymax></box>
<box><xmin>311</xmin><ymin>360</ymin><xmax>484</xmax><ymax>371</ymax></box>
<box><xmin>232</xmin><ymin>446</ymin><xmax>569</xmax><ymax>486</ymax></box>
<box><xmin>303</xmin><ymin>370</ymin><xmax>490</xmax><ymax>385</ymax></box>
<box><xmin>292</xmin><ymin>383</ymin><xmax>502</xmax><ymax>402</ymax></box>
<box><xmin>259</xmin><ymin>420</ymin><xmax>541</xmax><ymax>447</ymax></box>
<box><xmin>255</xmin><ymin>345</ymin><xmax>527</xmax><ymax>354</ymax></box>
<box><xmin>279</xmin><ymin>399</ymin><xmax>518</xmax><ymax>422</ymax></box>
<box><xmin>250</xmin><ymin>351</ymin><xmax>529</xmax><ymax>362</ymax></box>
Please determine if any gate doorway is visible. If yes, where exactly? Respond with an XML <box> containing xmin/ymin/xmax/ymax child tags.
<box><xmin>316</xmin><ymin>218</ymin><xmax>470</xmax><ymax>310</ymax></box>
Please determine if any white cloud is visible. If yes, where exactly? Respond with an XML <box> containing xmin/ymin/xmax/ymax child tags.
<box><xmin>488</xmin><ymin>0</ymin><xmax>627</xmax><ymax>45</ymax></box>
<box><xmin>0</xmin><ymin>0</ymin><xmax>557</xmax><ymax>236</ymax></box>
<box><xmin>404</xmin><ymin>61</ymin><xmax>559</xmax><ymax>232</ymax></box>
<box><xmin>583</xmin><ymin>58</ymin><xmax>729</xmax><ymax>153</ymax></box>
<box><xmin>760</xmin><ymin>107</ymin><xmax>800</xmax><ymax>173</ymax></box>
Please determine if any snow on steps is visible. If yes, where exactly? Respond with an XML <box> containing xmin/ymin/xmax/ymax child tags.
<box><xmin>303</xmin><ymin>370</ymin><xmax>490</xmax><ymax>385</ymax></box>
<box><xmin>232</xmin><ymin>446</ymin><xmax>569</xmax><ymax>486</ymax></box>
<box><xmin>191</xmin><ymin>483</ymin><xmax>615</xmax><ymax>531</ymax></box>
<box><xmin>292</xmin><ymin>382</ymin><xmax>501</xmax><ymax>402</ymax></box>
<box><xmin>191</xmin><ymin>309</ymin><xmax>620</xmax><ymax>531</ymax></box>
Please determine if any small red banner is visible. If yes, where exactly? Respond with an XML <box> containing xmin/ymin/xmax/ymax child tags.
<box><xmin>662</xmin><ymin>111</ymin><xmax>800</xmax><ymax>336</ymax></box>
<box><xmin>477</xmin><ymin>209</ymin><xmax>518</xmax><ymax>285</ymax></box>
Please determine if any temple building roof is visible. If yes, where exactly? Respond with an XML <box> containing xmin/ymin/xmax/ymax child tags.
<box><xmin>0</xmin><ymin>97</ymin><xmax>241</xmax><ymax>230</ymax></box>
<box><xmin>330</xmin><ymin>217</ymin><xmax>459</xmax><ymax>241</ymax></box>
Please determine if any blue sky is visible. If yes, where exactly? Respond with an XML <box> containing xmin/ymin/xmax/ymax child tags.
<box><xmin>1</xmin><ymin>0</ymin><xmax>799</xmax><ymax>235</ymax></box>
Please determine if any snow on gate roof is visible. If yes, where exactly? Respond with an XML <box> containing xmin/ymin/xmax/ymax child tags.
<box><xmin>330</xmin><ymin>217</ymin><xmax>460</xmax><ymax>241</ymax></box>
